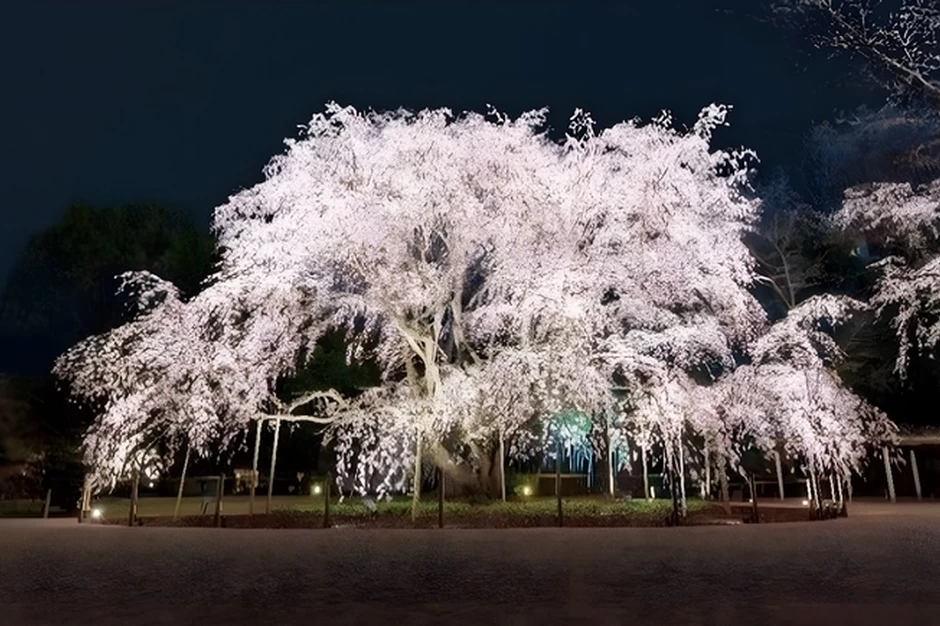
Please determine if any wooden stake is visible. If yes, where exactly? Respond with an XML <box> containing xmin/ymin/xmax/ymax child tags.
<box><xmin>42</xmin><ymin>489</ymin><xmax>51</xmax><ymax>519</ymax></box>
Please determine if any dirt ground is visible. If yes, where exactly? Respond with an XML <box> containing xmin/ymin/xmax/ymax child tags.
<box><xmin>2</xmin><ymin>502</ymin><xmax>939</xmax><ymax>625</ymax></box>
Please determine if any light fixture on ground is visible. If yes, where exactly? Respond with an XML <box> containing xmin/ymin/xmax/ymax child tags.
<box><xmin>91</xmin><ymin>508</ymin><xmax>102</xmax><ymax>520</ymax></box>
<box><xmin>312</xmin><ymin>484</ymin><xmax>322</xmax><ymax>495</ymax></box>
<box><xmin>521</xmin><ymin>485</ymin><xmax>532</xmax><ymax>497</ymax></box>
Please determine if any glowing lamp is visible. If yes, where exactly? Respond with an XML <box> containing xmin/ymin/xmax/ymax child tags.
<box><xmin>91</xmin><ymin>508</ymin><xmax>102</xmax><ymax>520</ymax></box>
<box><xmin>521</xmin><ymin>485</ymin><xmax>532</xmax><ymax>497</ymax></box>
<box><xmin>312</xmin><ymin>484</ymin><xmax>322</xmax><ymax>495</ymax></box>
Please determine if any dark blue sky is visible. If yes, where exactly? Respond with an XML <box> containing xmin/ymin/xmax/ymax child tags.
<box><xmin>0</xmin><ymin>1</ymin><xmax>876</xmax><ymax>291</ymax></box>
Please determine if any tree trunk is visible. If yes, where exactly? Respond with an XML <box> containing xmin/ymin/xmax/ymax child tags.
<box><xmin>641</xmin><ymin>443</ymin><xmax>650</xmax><ymax>500</ymax></box>
<box><xmin>718</xmin><ymin>455</ymin><xmax>731</xmax><ymax>515</ymax></box>
<box><xmin>411</xmin><ymin>434</ymin><xmax>422</xmax><ymax>521</ymax></box>
<box><xmin>250</xmin><ymin>418</ymin><xmax>262</xmax><ymax>517</ymax></box>
<box><xmin>173</xmin><ymin>446</ymin><xmax>191</xmax><ymax>521</ymax></box>
<box><xmin>748</xmin><ymin>473</ymin><xmax>759</xmax><ymax>523</ymax></box>
<box><xmin>266</xmin><ymin>418</ymin><xmax>281</xmax><ymax>515</ymax></box>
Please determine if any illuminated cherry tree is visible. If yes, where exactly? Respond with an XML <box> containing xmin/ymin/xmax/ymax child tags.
<box><xmin>836</xmin><ymin>178</ymin><xmax>940</xmax><ymax>374</ymax></box>
<box><xmin>712</xmin><ymin>295</ymin><xmax>896</xmax><ymax>503</ymax></box>
<box><xmin>54</xmin><ymin>268</ymin><xmax>346</xmax><ymax>491</ymax></box>
<box><xmin>53</xmin><ymin>272</ymin><xmax>222</xmax><ymax>488</ymax></box>
<box><xmin>56</xmin><ymin>100</ymin><xmax>902</xmax><ymax>515</ymax></box>
<box><xmin>205</xmin><ymin>101</ymin><xmax>769</xmax><ymax>515</ymax></box>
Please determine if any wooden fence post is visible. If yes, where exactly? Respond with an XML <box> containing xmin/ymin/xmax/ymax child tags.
<box><xmin>42</xmin><ymin>489</ymin><xmax>52</xmax><ymax>519</ymax></box>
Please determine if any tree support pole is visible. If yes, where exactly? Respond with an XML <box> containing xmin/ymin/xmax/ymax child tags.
<box><xmin>411</xmin><ymin>434</ymin><xmax>422</xmax><ymax>522</ymax></box>
<box><xmin>323</xmin><ymin>470</ymin><xmax>332</xmax><ymax>528</ymax></box>
<box><xmin>641</xmin><ymin>443</ymin><xmax>650</xmax><ymax>500</ymax></box>
<box><xmin>910</xmin><ymin>449</ymin><xmax>922</xmax><ymax>501</ymax></box>
<box><xmin>498</xmin><ymin>427</ymin><xmax>506</xmax><ymax>502</ymax></box>
<box><xmin>267</xmin><ymin>418</ymin><xmax>281</xmax><ymax>515</ymax></box>
<box><xmin>438</xmin><ymin>467</ymin><xmax>444</xmax><ymax>529</ymax></box>
<box><xmin>704</xmin><ymin>445</ymin><xmax>711</xmax><ymax>500</ymax></box>
<box><xmin>173</xmin><ymin>446</ymin><xmax>191</xmax><ymax>521</ymax></box>
<box><xmin>214</xmin><ymin>474</ymin><xmax>224</xmax><ymax>528</ymax></box>
<box><xmin>882</xmin><ymin>446</ymin><xmax>896</xmax><ymax>503</ymax></box>
<box><xmin>607</xmin><ymin>423</ymin><xmax>615</xmax><ymax>498</ymax></box>
<box><xmin>128</xmin><ymin>468</ymin><xmax>139</xmax><ymax>527</ymax></box>
<box><xmin>556</xmin><ymin>438</ymin><xmax>563</xmax><ymax>527</ymax></box>
<box><xmin>677</xmin><ymin>440</ymin><xmax>687</xmax><ymax>518</ymax></box>
<box><xmin>250</xmin><ymin>418</ymin><xmax>262</xmax><ymax>517</ymax></box>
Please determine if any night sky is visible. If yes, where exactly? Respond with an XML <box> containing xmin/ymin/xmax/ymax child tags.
<box><xmin>0</xmin><ymin>1</ymin><xmax>882</xmax><ymax>293</ymax></box>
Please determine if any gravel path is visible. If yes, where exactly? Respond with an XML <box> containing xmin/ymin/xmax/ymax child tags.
<box><xmin>2</xmin><ymin>511</ymin><xmax>939</xmax><ymax>625</ymax></box>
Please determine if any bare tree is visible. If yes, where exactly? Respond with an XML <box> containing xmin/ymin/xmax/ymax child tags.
<box><xmin>777</xmin><ymin>0</ymin><xmax>940</xmax><ymax>106</ymax></box>
<box><xmin>748</xmin><ymin>172</ymin><xmax>832</xmax><ymax>312</ymax></box>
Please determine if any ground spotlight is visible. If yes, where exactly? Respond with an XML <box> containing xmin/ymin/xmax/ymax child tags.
<box><xmin>522</xmin><ymin>485</ymin><xmax>532</xmax><ymax>496</ymax></box>
<box><xmin>91</xmin><ymin>508</ymin><xmax>102</xmax><ymax>520</ymax></box>
<box><xmin>313</xmin><ymin>484</ymin><xmax>322</xmax><ymax>495</ymax></box>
